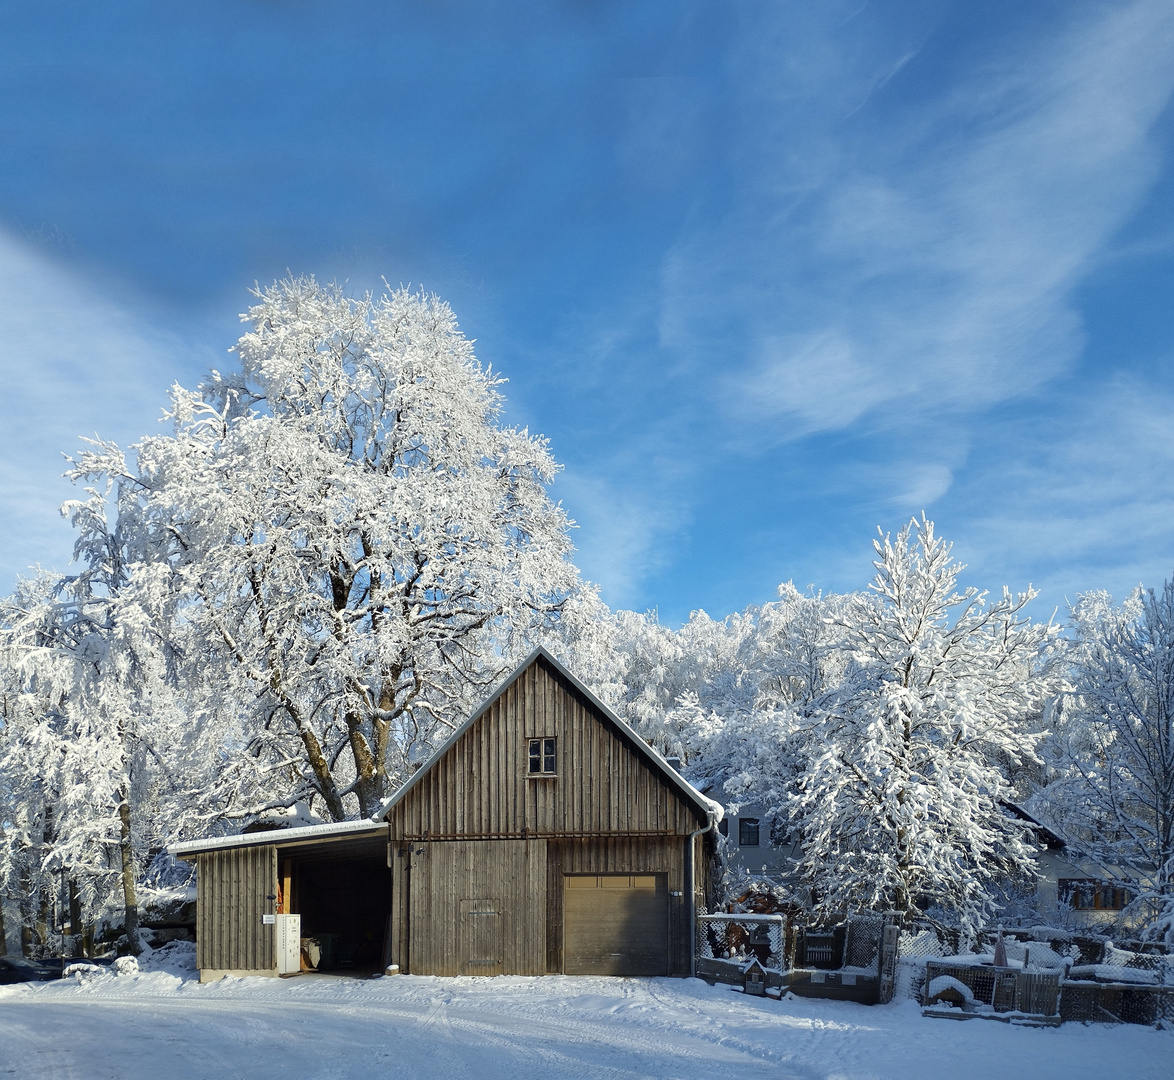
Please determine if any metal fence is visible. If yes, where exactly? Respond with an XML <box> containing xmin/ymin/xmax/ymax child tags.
<box><xmin>697</xmin><ymin>913</ymin><xmax>787</xmax><ymax>971</ymax></box>
<box><xmin>695</xmin><ymin>910</ymin><xmax>1174</xmax><ymax>1024</ymax></box>
<box><xmin>923</xmin><ymin>960</ymin><xmax>1061</xmax><ymax>1018</ymax></box>
<box><xmin>697</xmin><ymin>912</ymin><xmax>890</xmax><ymax>1004</ymax></box>
<box><xmin>1061</xmin><ymin>941</ymin><xmax>1174</xmax><ymax>1025</ymax></box>
<box><xmin>843</xmin><ymin>915</ymin><xmax>884</xmax><ymax>970</ymax></box>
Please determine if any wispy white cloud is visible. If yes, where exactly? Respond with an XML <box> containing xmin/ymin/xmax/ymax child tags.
<box><xmin>672</xmin><ymin>1</ymin><xmax>1174</xmax><ymax>444</ymax></box>
<box><xmin>947</xmin><ymin>374</ymin><xmax>1174</xmax><ymax>613</ymax></box>
<box><xmin>553</xmin><ymin>469</ymin><xmax>685</xmax><ymax>611</ymax></box>
<box><xmin>0</xmin><ymin>230</ymin><xmax>208</xmax><ymax>589</ymax></box>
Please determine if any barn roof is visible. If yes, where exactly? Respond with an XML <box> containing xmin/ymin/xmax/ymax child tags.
<box><xmin>168</xmin><ymin>816</ymin><xmax>386</xmax><ymax>859</ymax></box>
<box><xmin>374</xmin><ymin>645</ymin><xmax>722</xmax><ymax>825</ymax></box>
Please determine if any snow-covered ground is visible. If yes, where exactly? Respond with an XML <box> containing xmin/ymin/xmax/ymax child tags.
<box><xmin>0</xmin><ymin>950</ymin><xmax>1168</xmax><ymax>1080</ymax></box>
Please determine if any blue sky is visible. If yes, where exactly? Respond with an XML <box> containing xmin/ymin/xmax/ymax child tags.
<box><xmin>1</xmin><ymin>1</ymin><xmax>1172</xmax><ymax>626</ymax></box>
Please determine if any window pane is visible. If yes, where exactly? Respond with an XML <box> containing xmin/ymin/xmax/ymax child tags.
<box><xmin>739</xmin><ymin>818</ymin><xmax>760</xmax><ymax>846</ymax></box>
<box><xmin>528</xmin><ymin>739</ymin><xmax>541</xmax><ymax>774</ymax></box>
<box><xmin>543</xmin><ymin>737</ymin><xmax>557</xmax><ymax>773</ymax></box>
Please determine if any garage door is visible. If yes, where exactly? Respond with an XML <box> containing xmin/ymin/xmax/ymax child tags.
<box><xmin>563</xmin><ymin>874</ymin><xmax>668</xmax><ymax>975</ymax></box>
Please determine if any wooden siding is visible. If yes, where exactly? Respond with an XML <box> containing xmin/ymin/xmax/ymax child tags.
<box><xmin>402</xmin><ymin>838</ymin><xmax>547</xmax><ymax>976</ymax></box>
<box><xmin>386</xmin><ymin>656</ymin><xmax>703</xmax><ymax>840</ymax></box>
<box><xmin>196</xmin><ymin>844</ymin><xmax>277</xmax><ymax>973</ymax></box>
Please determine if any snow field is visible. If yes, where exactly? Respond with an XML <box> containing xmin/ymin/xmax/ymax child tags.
<box><xmin>0</xmin><ymin>960</ymin><xmax>1169</xmax><ymax>1080</ymax></box>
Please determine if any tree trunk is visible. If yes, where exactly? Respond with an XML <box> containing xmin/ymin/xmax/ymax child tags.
<box><xmin>19</xmin><ymin>855</ymin><xmax>37</xmax><ymax>957</ymax></box>
<box><xmin>117</xmin><ymin>786</ymin><xmax>143</xmax><ymax>955</ymax></box>
<box><xmin>0</xmin><ymin>896</ymin><xmax>7</xmax><ymax>955</ymax></box>
<box><xmin>346</xmin><ymin>713</ymin><xmax>380</xmax><ymax>818</ymax></box>
<box><xmin>296</xmin><ymin>723</ymin><xmax>347</xmax><ymax>822</ymax></box>
<box><xmin>68</xmin><ymin>877</ymin><xmax>83</xmax><ymax>958</ymax></box>
<box><xmin>35</xmin><ymin>896</ymin><xmax>49</xmax><ymax>949</ymax></box>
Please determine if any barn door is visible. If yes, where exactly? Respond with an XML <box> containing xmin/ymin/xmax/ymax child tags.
<box><xmin>563</xmin><ymin>874</ymin><xmax>668</xmax><ymax>976</ymax></box>
<box><xmin>459</xmin><ymin>898</ymin><xmax>503</xmax><ymax>975</ymax></box>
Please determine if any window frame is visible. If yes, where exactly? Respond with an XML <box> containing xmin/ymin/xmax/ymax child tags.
<box><xmin>527</xmin><ymin>736</ymin><xmax>557</xmax><ymax>777</ymax></box>
<box><xmin>738</xmin><ymin>817</ymin><xmax>760</xmax><ymax>847</ymax></box>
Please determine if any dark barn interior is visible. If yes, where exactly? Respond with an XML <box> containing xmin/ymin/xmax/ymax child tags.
<box><xmin>281</xmin><ymin>834</ymin><xmax>391</xmax><ymax>974</ymax></box>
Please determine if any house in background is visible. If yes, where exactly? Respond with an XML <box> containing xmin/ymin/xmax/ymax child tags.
<box><xmin>714</xmin><ymin>800</ymin><xmax>800</xmax><ymax>882</ymax></box>
<box><xmin>171</xmin><ymin>648</ymin><xmax>721</xmax><ymax>982</ymax></box>
<box><xmin>1007</xmin><ymin>803</ymin><xmax>1140</xmax><ymax>931</ymax></box>
<box><xmin>710</xmin><ymin>794</ymin><xmax>1140</xmax><ymax>931</ymax></box>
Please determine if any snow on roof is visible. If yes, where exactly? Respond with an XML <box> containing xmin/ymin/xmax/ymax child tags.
<box><xmin>1002</xmin><ymin>800</ymin><xmax>1066</xmax><ymax>849</ymax></box>
<box><xmin>168</xmin><ymin>817</ymin><xmax>386</xmax><ymax>858</ymax></box>
<box><xmin>374</xmin><ymin>645</ymin><xmax>721</xmax><ymax>827</ymax></box>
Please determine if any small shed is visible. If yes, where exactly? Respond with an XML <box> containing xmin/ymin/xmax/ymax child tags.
<box><xmin>172</xmin><ymin>647</ymin><xmax>719</xmax><ymax>982</ymax></box>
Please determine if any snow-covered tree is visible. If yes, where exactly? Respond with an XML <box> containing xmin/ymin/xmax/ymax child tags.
<box><xmin>0</xmin><ymin>572</ymin><xmax>129</xmax><ymax>954</ymax></box>
<box><xmin>1045</xmin><ymin>579</ymin><xmax>1174</xmax><ymax>939</ymax></box>
<box><xmin>790</xmin><ymin>517</ymin><xmax>1054</xmax><ymax>937</ymax></box>
<box><xmin>69</xmin><ymin>278</ymin><xmax>579</xmax><ymax>822</ymax></box>
<box><xmin>0</xmin><ymin>549</ymin><xmax>191</xmax><ymax>956</ymax></box>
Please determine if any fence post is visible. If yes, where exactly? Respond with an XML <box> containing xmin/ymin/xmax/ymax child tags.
<box><xmin>878</xmin><ymin>918</ymin><xmax>900</xmax><ymax>1004</ymax></box>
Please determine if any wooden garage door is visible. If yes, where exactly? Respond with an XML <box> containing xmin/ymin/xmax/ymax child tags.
<box><xmin>563</xmin><ymin>874</ymin><xmax>668</xmax><ymax>976</ymax></box>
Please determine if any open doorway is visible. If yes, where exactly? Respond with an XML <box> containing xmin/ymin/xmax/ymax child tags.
<box><xmin>283</xmin><ymin>853</ymin><xmax>391</xmax><ymax>975</ymax></box>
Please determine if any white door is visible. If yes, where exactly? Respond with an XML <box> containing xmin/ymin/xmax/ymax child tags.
<box><xmin>276</xmin><ymin>914</ymin><xmax>302</xmax><ymax>974</ymax></box>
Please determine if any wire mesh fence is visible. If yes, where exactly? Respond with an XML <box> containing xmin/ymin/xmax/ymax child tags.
<box><xmin>843</xmin><ymin>914</ymin><xmax>883</xmax><ymax>970</ymax></box>
<box><xmin>695</xmin><ymin>907</ymin><xmax>1174</xmax><ymax>1024</ymax></box>
<box><xmin>697</xmin><ymin>913</ymin><xmax>787</xmax><ymax>971</ymax></box>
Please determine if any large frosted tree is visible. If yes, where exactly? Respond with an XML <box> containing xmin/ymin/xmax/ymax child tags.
<box><xmin>1046</xmin><ymin>580</ymin><xmax>1174</xmax><ymax>939</ymax></box>
<box><xmin>791</xmin><ymin>517</ymin><xmax>1054</xmax><ymax>936</ymax></box>
<box><xmin>70</xmin><ymin>277</ymin><xmax>578</xmax><ymax>822</ymax></box>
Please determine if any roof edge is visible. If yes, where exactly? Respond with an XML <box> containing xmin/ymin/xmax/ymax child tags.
<box><xmin>168</xmin><ymin>817</ymin><xmax>386</xmax><ymax>858</ymax></box>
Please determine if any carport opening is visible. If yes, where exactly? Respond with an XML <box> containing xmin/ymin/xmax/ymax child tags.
<box><xmin>284</xmin><ymin>854</ymin><xmax>391</xmax><ymax>976</ymax></box>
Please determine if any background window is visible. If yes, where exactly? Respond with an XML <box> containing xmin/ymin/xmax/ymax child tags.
<box><xmin>528</xmin><ymin>737</ymin><xmax>556</xmax><ymax>775</ymax></box>
<box><xmin>738</xmin><ymin>818</ymin><xmax>760</xmax><ymax>846</ymax></box>
<box><xmin>1059</xmin><ymin>878</ymin><xmax>1130</xmax><ymax>910</ymax></box>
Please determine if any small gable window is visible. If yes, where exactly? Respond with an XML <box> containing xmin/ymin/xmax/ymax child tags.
<box><xmin>528</xmin><ymin>737</ymin><xmax>557</xmax><ymax>776</ymax></box>
<box><xmin>738</xmin><ymin>818</ymin><xmax>760</xmax><ymax>846</ymax></box>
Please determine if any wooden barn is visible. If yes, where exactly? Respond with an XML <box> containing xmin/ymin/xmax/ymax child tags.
<box><xmin>171</xmin><ymin>647</ymin><xmax>719</xmax><ymax>982</ymax></box>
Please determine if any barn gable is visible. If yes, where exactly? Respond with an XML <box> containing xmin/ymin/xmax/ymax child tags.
<box><xmin>376</xmin><ymin>646</ymin><xmax>711</xmax><ymax>839</ymax></box>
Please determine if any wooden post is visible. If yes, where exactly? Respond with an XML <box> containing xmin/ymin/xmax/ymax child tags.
<box><xmin>280</xmin><ymin>861</ymin><xmax>293</xmax><ymax>914</ymax></box>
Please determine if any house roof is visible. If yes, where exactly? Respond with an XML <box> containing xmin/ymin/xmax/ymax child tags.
<box><xmin>374</xmin><ymin>644</ymin><xmax>722</xmax><ymax>826</ymax></box>
<box><xmin>1002</xmin><ymin>801</ymin><xmax>1066</xmax><ymax>850</ymax></box>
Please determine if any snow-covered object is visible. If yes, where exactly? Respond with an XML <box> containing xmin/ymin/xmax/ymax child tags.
<box><xmin>245</xmin><ymin>801</ymin><xmax>324</xmax><ymax>832</ymax></box>
<box><xmin>1068</xmin><ymin>964</ymin><xmax>1159</xmax><ymax>985</ymax></box>
<box><xmin>62</xmin><ymin>278</ymin><xmax>579</xmax><ymax>823</ymax></box>
<box><xmin>926</xmin><ymin>974</ymin><xmax>976</xmax><ymax>1005</ymax></box>
<box><xmin>1041</xmin><ymin>578</ymin><xmax>1174</xmax><ymax>940</ymax></box>
<box><xmin>790</xmin><ymin>517</ymin><xmax>1055</xmax><ymax>936</ymax></box>
<box><xmin>112</xmin><ymin>956</ymin><xmax>139</xmax><ymax>976</ymax></box>
<box><xmin>0</xmin><ymin>564</ymin><xmax>191</xmax><ymax>953</ymax></box>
